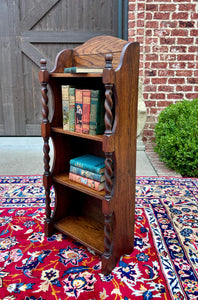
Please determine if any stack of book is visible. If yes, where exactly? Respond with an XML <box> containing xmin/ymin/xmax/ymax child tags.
<box><xmin>69</xmin><ymin>154</ymin><xmax>106</xmax><ymax>191</ymax></box>
<box><xmin>62</xmin><ymin>85</ymin><xmax>105</xmax><ymax>135</ymax></box>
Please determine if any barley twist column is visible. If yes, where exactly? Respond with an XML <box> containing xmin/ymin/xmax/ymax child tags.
<box><xmin>39</xmin><ymin>59</ymin><xmax>53</xmax><ymax>237</ymax></box>
<box><xmin>102</xmin><ymin>54</ymin><xmax>115</xmax><ymax>274</ymax></box>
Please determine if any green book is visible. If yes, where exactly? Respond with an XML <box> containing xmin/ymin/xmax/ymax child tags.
<box><xmin>62</xmin><ymin>85</ymin><xmax>69</xmax><ymax>130</ymax></box>
<box><xmin>89</xmin><ymin>90</ymin><xmax>105</xmax><ymax>135</ymax></box>
<box><xmin>70</xmin><ymin>154</ymin><xmax>105</xmax><ymax>174</ymax></box>
<box><xmin>70</xmin><ymin>165</ymin><xmax>105</xmax><ymax>182</ymax></box>
<box><xmin>64</xmin><ymin>67</ymin><xmax>103</xmax><ymax>73</ymax></box>
<box><xmin>69</xmin><ymin>87</ymin><xmax>75</xmax><ymax>132</ymax></box>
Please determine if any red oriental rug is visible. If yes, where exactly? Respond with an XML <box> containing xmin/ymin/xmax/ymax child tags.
<box><xmin>0</xmin><ymin>175</ymin><xmax>198</xmax><ymax>300</ymax></box>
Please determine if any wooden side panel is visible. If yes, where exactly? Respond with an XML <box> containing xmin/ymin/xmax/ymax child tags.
<box><xmin>112</xmin><ymin>42</ymin><xmax>140</xmax><ymax>262</ymax></box>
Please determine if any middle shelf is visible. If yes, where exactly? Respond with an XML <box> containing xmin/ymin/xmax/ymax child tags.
<box><xmin>53</xmin><ymin>173</ymin><xmax>105</xmax><ymax>200</ymax></box>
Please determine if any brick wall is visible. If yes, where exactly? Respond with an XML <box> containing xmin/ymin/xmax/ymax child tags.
<box><xmin>128</xmin><ymin>0</ymin><xmax>198</xmax><ymax>141</ymax></box>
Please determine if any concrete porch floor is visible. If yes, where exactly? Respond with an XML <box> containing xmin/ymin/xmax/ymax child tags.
<box><xmin>0</xmin><ymin>137</ymin><xmax>157</xmax><ymax>176</ymax></box>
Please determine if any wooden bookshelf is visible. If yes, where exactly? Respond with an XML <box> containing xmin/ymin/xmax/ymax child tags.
<box><xmin>39</xmin><ymin>35</ymin><xmax>139</xmax><ymax>275</ymax></box>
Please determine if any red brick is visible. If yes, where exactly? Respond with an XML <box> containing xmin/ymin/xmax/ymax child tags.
<box><xmin>168</xmin><ymin>78</ymin><xmax>185</xmax><ymax>84</ymax></box>
<box><xmin>137</xmin><ymin>36</ymin><xmax>144</xmax><ymax>43</ymax></box>
<box><xmin>146</xmin><ymin>54</ymin><xmax>158</xmax><ymax>61</ymax></box>
<box><xmin>145</xmin><ymin>12</ymin><xmax>152</xmax><ymax>20</ymax></box>
<box><xmin>172</xmin><ymin>13</ymin><xmax>189</xmax><ymax>20</ymax></box>
<box><xmin>186</xmin><ymin>93</ymin><xmax>198</xmax><ymax>99</ymax></box>
<box><xmin>146</xmin><ymin>4</ymin><xmax>158</xmax><ymax>11</ymax></box>
<box><xmin>145</xmin><ymin>29</ymin><xmax>152</xmax><ymax>36</ymax></box>
<box><xmin>144</xmin><ymin>77</ymin><xmax>151</xmax><ymax>84</ymax></box>
<box><xmin>144</xmin><ymin>100</ymin><xmax>156</xmax><ymax>107</ymax></box>
<box><xmin>189</xmin><ymin>46</ymin><xmax>198</xmax><ymax>53</ymax></box>
<box><xmin>152</xmin><ymin>78</ymin><xmax>168</xmax><ymax>84</ymax></box>
<box><xmin>158</xmin><ymin>85</ymin><xmax>174</xmax><ymax>92</ymax></box>
<box><xmin>169</xmin><ymin>62</ymin><xmax>186</xmax><ymax>69</ymax></box>
<box><xmin>177</xmin><ymin>54</ymin><xmax>194</xmax><ymax>61</ymax></box>
<box><xmin>128</xmin><ymin>13</ymin><xmax>135</xmax><ymax>20</ymax></box>
<box><xmin>145</xmin><ymin>38</ymin><xmax>158</xmax><ymax>45</ymax></box>
<box><xmin>160</xmin><ymin>38</ymin><xmax>176</xmax><ymax>45</ymax></box>
<box><xmin>170</xmin><ymin>46</ymin><xmax>186</xmax><ymax>53</ymax></box>
<box><xmin>177</xmin><ymin>38</ymin><xmax>194</xmax><ymax>44</ymax></box>
<box><xmin>128</xmin><ymin>29</ymin><xmax>135</xmax><ymax>37</ymax></box>
<box><xmin>137</xmin><ymin>20</ymin><xmax>144</xmax><ymax>27</ymax></box>
<box><xmin>137</xmin><ymin>28</ymin><xmax>144</xmax><ymax>35</ymax></box>
<box><xmin>190</xmin><ymin>30</ymin><xmax>198</xmax><ymax>37</ymax></box>
<box><xmin>160</xmin><ymin>21</ymin><xmax>177</xmax><ymax>28</ymax></box>
<box><xmin>138</xmin><ymin>12</ymin><xmax>145</xmax><ymax>19</ymax></box>
<box><xmin>171</xmin><ymin>29</ymin><xmax>188</xmax><ymax>36</ymax></box>
<box><xmin>143</xmin><ymin>93</ymin><xmax>149</xmax><ymax>100</ymax></box>
<box><xmin>151</xmin><ymin>62</ymin><xmax>168</xmax><ymax>69</ymax></box>
<box><xmin>187</xmin><ymin>78</ymin><xmax>198</xmax><ymax>84</ymax></box>
<box><xmin>188</xmin><ymin>62</ymin><xmax>198</xmax><ymax>69</ymax></box>
<box><xmin>179</xmin><ymin>21</ymin><xmax>195</xmax><ymax>28</ymax></box>
<box><xmin>146</xmin><ymin>21</ymin><xmax>159</xmax><ymax>28</ymax></box>
<box><xmin>176</xmin><ymin>86</ymin><xmax>193</xmax><ymax>92</ymax></box>
<box><xmin>153</xmin><ymin>45</ymin><xmax>168</xmax><ymax>53</ymax></box>
<box><xmin>176</xmin><ymin>70</ymin><xmax>193</xmax><ymax>77</ymax></box>
<box><xmin>128</xmin><ymin>3</ymin><xmax>135</xmax><ymax>10</ymax></box>
<box><xmin>160</xmin><ymin>4</ymin><xmax>176</xmax><ymax>11</ymax></box>
<box><xmin>138</xmin><ymin>3</ymin><xmax>145</xmax><ymax>10</ymax></box>
<box><xmin>154</xmin><ymin>12</ymin><xmax>170</xmax><ymax>20</ymax></box>
<box><xmin>191</xmin><ymin>13</ymin><xmax>198</xmax><ymax>19</ymax></box>
<box><xmin>158</xmin><ymin>70</ymin><xmax>174</xmax><ymax>76</ymax></box>
<box><xmin>157</xmin><ymin>100</ymin><xmax>173</xmax><ymax>107</ymax></box>
<box><xmin>154</xmin><ymin>29</ymin><xmax>171</xmax><ymax>37</ymax></box>
<box><xmin>145</xmin><ymin>70</ymin><xmax>157</xmax><ymax>77</ymax></box>
<box><xmin>150</xmin><ymin>94</ymin><xmax>165</xmax><ymax>100</ymax></box>
<box><xmin>160</xmin><ymin>54</ymin><xmax>176</xmax><ymax>61</ymax></box>
<box><xmin>144</xmin><ymin>86</ymin><xmax>157</xmax><ymax>92</ymax></box>
<box><xmin>167</xmin><ymin>93</ymin><xmax>184</xmax><ymax>99</ymax></box>
<box><xmin>179</xmin><ymin>4</ymin><xmax>196</xmax><ymax>11</ymax></box>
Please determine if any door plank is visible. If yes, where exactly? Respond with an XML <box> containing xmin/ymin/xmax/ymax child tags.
<box><xmin>20</xmin><ymin>0</ymin><xmax>60</xmax><ymax>32</ymax></box>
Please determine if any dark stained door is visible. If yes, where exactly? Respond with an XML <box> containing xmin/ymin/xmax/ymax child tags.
<box><xmin>0</xmin><ymin>0</ymin><xmax>127</xmax><ymax>136</ymax></box>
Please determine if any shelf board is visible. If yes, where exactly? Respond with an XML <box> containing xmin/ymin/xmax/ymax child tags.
<box><xmin>53</xmin><ymin>173</ymin><xmax>105</xmax><ymax>200</ymax></box>
<box><xmin>50</xmin><ymin>73</ymin><xmax>102</xmax><ymax>78</ymax></box>
<box><xmin>54</xmin><ymin>215</ymin><xmax>104</xmax><ymax>255</ymax></box>
<box><xmin>51</xmin><ymin>127</ymin><xmax>103</xmax><ymax>142</ymax></box>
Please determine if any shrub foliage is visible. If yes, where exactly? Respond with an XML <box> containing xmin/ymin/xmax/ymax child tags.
<box><xmin>154</xmin><ymin>99</ymin><xmax>198</xmax><ymax>177</ymax></box>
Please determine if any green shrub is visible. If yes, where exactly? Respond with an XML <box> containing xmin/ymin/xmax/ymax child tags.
<box><xmin>154</xmin><ymin>99</ymin><xmax>198</xmax><ymax>177</ymax></box>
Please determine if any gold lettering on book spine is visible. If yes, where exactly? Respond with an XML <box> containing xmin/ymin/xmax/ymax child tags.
<box><xmin>39</xmin><ymin>59</ymin><xmax>53</xmax><ymax>237</ymax></box>
<box><xmin>102</xmin><ymin>54</ymin><xmax>115</xmax><ymax>271</ymax></box>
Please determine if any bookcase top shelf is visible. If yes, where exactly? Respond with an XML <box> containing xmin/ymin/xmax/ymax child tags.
<box><xmin>51</xmin><ymin>35</ymin><xmax>137</xmax><ymax>74</ymax></box>
<box><xmin>51</xmin><ymin>127</ymin><xmax>103</xmax><ymax>142</ymax></box>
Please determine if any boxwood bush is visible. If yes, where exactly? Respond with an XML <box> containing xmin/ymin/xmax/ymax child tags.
<box><xmin>154</xmin><ymin>99</ymin><xmax>198</xmax><ymax>177</ymax></box>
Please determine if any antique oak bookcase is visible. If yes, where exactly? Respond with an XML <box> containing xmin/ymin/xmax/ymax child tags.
<box><xmin>39</xmin><ymin>36</ymin><xmax>139</xmax><ymax>275</ymax></box>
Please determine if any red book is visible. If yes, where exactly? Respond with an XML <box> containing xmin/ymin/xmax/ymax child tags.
<box><xmin>82</xmin><ymin>89</ymin><xmax>91</xmax><ymax>134</ymax></box>
<box><xmin>75</xmin><ymin>89</ymin><xmax>83</xmax><ymax>133</ymax></box>
<box><xmin>69</xmin><ymin>172</ymin><xmax>105</xmax><ymax>191</ymax></box>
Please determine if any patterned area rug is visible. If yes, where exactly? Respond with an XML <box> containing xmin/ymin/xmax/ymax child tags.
<box><xmin>0</xmin><ymin>176</ymin><xmax>197</xmax><ymax>300</ymax></box>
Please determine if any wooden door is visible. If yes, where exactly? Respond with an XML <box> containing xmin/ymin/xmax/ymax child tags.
<box><xmin>0</xmin><ymin>0</ymin><xmax>126</xmax><ymax>136</ymax></box>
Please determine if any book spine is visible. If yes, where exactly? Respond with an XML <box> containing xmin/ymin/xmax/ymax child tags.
<box><xmin>69</xmin><ymin>87</ymin><xmax>75</xmax><ymax>132</ymax></box>
<box><xmin>70</xmin><ymin>165</ymin><xmax>104</xmax><ymax>182</ymax></box>
<box><xmin>70</xmin><ymin>160</ymin><xmax>104</xmax><ymax>174</ymax></box>
<box><xmin>82</xmin><ymin>90</ymin><xmax>91</xmax><ymax>134</ymax></box>
<box><xmin>62</xmin><ymin>85</ymin><xmax>69</xmax><ymax>130</ymax></box>
<box><xmin>69</xmin><ymin>172</ymin><xmax>104</xmax><ymax>191</ymax></box>
<box><xmin>89</xmin><ymin>90</ymin><xmax>104</xmax><ymax>135</ymax></box>
<box><xmin>75</xmin><ymin>89</ymin><xmax>83</xmax><ymax>133</ymax></box>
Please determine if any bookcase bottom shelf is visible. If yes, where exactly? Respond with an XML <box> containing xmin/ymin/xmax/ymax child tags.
<box><xmin>54</xmin><ymin>215</ymin><xmax>104</xmax><ymax>255</ymax></box>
